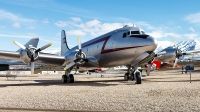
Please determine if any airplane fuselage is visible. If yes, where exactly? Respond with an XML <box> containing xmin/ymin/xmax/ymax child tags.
<box><xmin>64</xmin><ymin>26</ymin><xmax>157</xmax><ymax>70</ymax></box>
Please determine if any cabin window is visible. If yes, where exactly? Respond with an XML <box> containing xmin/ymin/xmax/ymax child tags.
<box><xmin>123</xmin><ymin>33</ymin><xmax>126</xmax><ymax>38</ymax></box>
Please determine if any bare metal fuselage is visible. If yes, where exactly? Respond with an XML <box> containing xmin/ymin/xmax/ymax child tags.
<box><xmin>64</xmin><ymin>27</ymin><xmax>157</xmax><ymax>70</ymax></box>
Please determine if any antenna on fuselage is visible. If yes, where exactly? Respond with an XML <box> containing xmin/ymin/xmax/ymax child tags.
<box><xmin>123</xmin><ymin>25</ymin><xmax>128</xmax><ymax>28</ymax></box>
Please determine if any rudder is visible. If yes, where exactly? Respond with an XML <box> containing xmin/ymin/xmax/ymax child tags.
<box><xmin>61</xmin><ymin>30</ymin><xmax>70</xmax><ymax>56</ymax></box>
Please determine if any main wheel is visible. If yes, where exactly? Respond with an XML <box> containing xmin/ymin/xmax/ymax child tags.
<box><xmin>69</xmin><ymin>74</ymin><xmax>74</xmax><ymax>83</ymax></box>
<box><xmin>135</xmin><ymin>72</ymin><xmax>142</xmax><ymax>84</ymax></box>
<box><xmin>62</xmin><ymin>75</ymin><xmax>67</xmax><ymax>83</ymax></box>
<box><xmin>124</xmin><ymin>73</ymin><xmax>129</xmax><ymax>81</ymax></box>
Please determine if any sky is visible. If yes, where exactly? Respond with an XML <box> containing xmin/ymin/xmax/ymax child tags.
<box><xmin>0</xmin><ymin>0</ymin><xmax>200</xmax><ymax>52</ymax></box>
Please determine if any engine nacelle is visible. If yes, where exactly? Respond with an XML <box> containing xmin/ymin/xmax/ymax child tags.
<box><xmin>65</xmin><ymin>51</ymin><xmax>86</xmax><ymax>65</ymax></box>
<box><xmin>19</xmin><ymin>47</ymin><xmax>39</xmax><ymax>64</ymax></box>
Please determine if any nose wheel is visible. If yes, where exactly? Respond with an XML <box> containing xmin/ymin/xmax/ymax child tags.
<box><xmin>134</xmin><ymin>71</ymin><xmax>141</xmax><ymax>84</ymax></box>
<box><xmin>62</xmin><ymin>74</ymin><xmax>74</xmax><ymax>83</ymax></box>
<box><xmin>62</xmin><ymin>69</ymin><xmax>74</xmax><ymax>83</ymax></box>
<box><xmin>125</xmin><ymin>66</ymin><xmax>142</xmax><ymax>84</ymax></box>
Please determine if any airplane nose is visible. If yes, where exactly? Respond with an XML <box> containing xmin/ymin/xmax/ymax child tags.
<box><xmin>146</xmin><ymin>35</ymin><xmax>157</xmax><ymax>51</ymax></box>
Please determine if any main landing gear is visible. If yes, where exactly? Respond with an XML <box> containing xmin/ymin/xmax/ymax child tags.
<box><xmin>62</xmin><ymin>69</ymin><xmax>74</xmax><ymax>83</ymax></box>
<box><xmin>124</xmin><ymin>66</ymin><xmax>142</xmax><ymax>84</ymax></box>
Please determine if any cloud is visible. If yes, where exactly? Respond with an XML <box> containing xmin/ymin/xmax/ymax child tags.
<box><xmin>26</xmin><ymin>26</ymin><xmax>35</xmax><ymax>29</ymax></box>
<box><xmin>66</xmin><ymin>30</ymin><xmax>86</xmax><ymax>36</ymax></box>
<box><xmin>184</xmin><ymin>12</ymin><xmax>200</xmax><ymax>24</ymax></box>
<box><xmin>0</xmin><ymin>9</ymin><xmax>35</xmax><ymax>22</ymax></box>
<box><xmin>135</xmin><ymin>21</ymin><xmax>156</xmax><ymax>30</ymax></box>
<box><xmin>0</xmin><ymin>33</ymin><xmax>34</xmax><ymax>39</ymax></box>
<box><xmin>157</xmin><ymin>40</ymin><xmax>172</xmax><ymax>48</ymax></box>
<box><xmin>70</xmin><ymin>17</ymin><xmax>81</xmax><ymax>22</ymax></box>
<box><xmin>147</xmin><ymin>31</ymin><xmax>163</xmax><ymax>38</ymax></box>
<box><xmin>54</xmin><ymin>21</ymin><xmax>68</xmax><ymax>27</ymax></box>
<box><xmin>189</xmin><ymin>27</ymin><xmax>195</xmax><ymax>32</ymax></box>
<box><xmin>85</xmin><ymin>19</ymin><xmax>101</xmax><ymax>27</ymax></box>
<box><xmin>183</xmin><ymin>33</ymin><xmax>198</xmax><ymax>39</ymax></box>
<box><xmin>147</xmin><ymin>30</ymin><xmax>181</xmax><ymax>38</ymax></box>
<box><xmin>42</xmin><ymin>18</ymin><xmax>49</xmax><ymax>24</ymax></box>
<box><xmin>12</xmin><ymin>22</ymin><xmax>21</xmax><ymax>28</ymax></box>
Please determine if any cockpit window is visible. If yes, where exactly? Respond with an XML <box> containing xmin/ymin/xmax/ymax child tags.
<box><xmin>127</xmin><ymin>31</ymin><xmax>130</xmax><ymax>35</ymax></box>
<box><xmin>122</xmin><ymin>33</ymin><xmax>126</xmax><ymax>38</ymax></box>
<box><xmin>141</xmin><ymin>31</ymin><xmax>145</xmax><ymax>34</ymax></box>
<box><xmin>131</xmin><ymin>31</ymin><xmax>140</xmax><ymax>35</ymax></box>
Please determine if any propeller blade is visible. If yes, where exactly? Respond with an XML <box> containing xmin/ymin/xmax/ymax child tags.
<box><xmin>77</xmin><ymin>36</ymin><xmax>81</xmax><ymax>50</ymax></box>
<box><xmin>30</xmin><ymin>62</ymin><xmax>35</xmax><ymax>76</ymax></box>
<box><xmin>30</xmin><ymin>56</ymin><xmax>35</xmax><ymax>76</ymax></box>
<box><xmin>36</xmin><ymin>42</ymin><xmax>52</xmax><ymax>52</ymax></box>
<box><xmin>147</xmin><ymin>64</ymin><xmax>151</xmax><ymax>76</ymax></box>
<box><xmin>13</xmin><ymin>40</ymin><xmax>27</xmax><ymax>50</ymax></box>
<box><xmin>183</xmin><ymin>50</ymin><xmax>200</xmax><ymax>55</ymax></box>
<box><xmin>173</xmin><ymin>58</ymin><xmax>179</xmax><ymax>69</ymax></box>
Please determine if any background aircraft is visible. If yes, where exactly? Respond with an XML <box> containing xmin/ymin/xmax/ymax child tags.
<box><xmin>155</xmin><ymin>46</ymin><xmax>200</xmax><ymax>69</ymax></box>
<box><xmin>0</xmin><ymin>25</ymin><xmax>157</xmax><ymax>84</ymax></box>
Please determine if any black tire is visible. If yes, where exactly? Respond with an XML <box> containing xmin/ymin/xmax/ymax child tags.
<box><xmin>62</xmin><ymin>75</ymin><xmax>67</xmax><ymax>83</ymax></box>
<box><xmin>124</xmin><ymin>73</ymin><xmax>129</xmax><ymax>81</ymax></box>
<box><xmin>69</xmin><ymin>74</ymin><xmax>74</xmax><ymax>83</ymax></box>
<box><xmin>135</xmin><ymin>72</ymin><xmax>141</xmax><ymax>84</ymax></box>
<box><xmin>101</xmin><ymin>75</ymin><xmax>104</xmax><ymax>78</ymax></box>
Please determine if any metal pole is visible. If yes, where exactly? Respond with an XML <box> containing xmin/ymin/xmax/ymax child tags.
<box><xmin>190</xmin><ymin>70</ymin><xmax>191</xmax><ymax>83</ymax></box>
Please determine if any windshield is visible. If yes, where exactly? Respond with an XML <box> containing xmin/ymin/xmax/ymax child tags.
<box><xmin>131</xmin><ymin>31</ymin><xmax>140</xmax><ymax>35</ymax></box>
<box><xmin>141</xmin><ymin>31</ymin><xmax>146</xmax><ymax>34</ymax></box>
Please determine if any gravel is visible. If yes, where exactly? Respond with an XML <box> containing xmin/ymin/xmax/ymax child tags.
<box><xmin>0</xmin><ymin>69</ymin><xmax>200</xmax><ymax>111</ymax></box>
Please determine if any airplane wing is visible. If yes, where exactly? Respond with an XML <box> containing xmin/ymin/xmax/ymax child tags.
<box><xmin>0</xmin><ymin>51</ymin><xmax>21</xmax><ymax>61</ymax></box>
<box><xmin>0</xmin><ymin>50</ymin><xmax>65</xmax><ymax>65</ymax></box>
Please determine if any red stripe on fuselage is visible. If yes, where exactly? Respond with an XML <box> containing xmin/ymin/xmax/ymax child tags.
<box><xmin>82</xmin><ymin>35</ymin><xmax>149</xmax><ymax>54</ymax></box>
<box><xmin>101</xmin><ymin>45</ymin><xmax>149</xmax><ymax>54</ymax></box>
<box><xmin>83</xmin><ymin>36</ymin><xmax>111</xmax><ymax>48</ymax></box>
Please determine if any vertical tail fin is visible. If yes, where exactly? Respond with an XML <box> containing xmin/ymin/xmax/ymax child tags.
<box><xmin>61</xmin><ymin>30</ymin><xmax>70</xmax><ymax>56</ymax></box>
<box><xmin>16</xmin><ymin>38</ymin><xmax>39</xmax><ymax>52</ymax></box>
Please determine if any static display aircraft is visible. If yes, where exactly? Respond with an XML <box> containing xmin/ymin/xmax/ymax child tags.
<box><xmin>0</xmin><ymin>38</ymin><xmax>39</xmax><ymax>71</ymax></box>
<box><xmin>155</xmin><ymin>46</ymin><xmax>200</xmax><ymax>69</ymax></box>
<box><xmin>0</xmin><ymin>25</ymin><xmax>157</xmax><ymax>84</ymax></box>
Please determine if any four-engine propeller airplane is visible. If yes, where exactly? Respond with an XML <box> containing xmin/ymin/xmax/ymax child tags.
<box><xmin>0</xmin><ymin>25</ymin><xmax>157</xmax><ymax>84</ymax></box>
<box><xmin>155</xmin><ymin>46</ymin><xmax>200</xmax><ymax>69</ymax></box>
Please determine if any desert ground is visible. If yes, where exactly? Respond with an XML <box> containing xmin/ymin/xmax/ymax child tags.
<box><xmin>0</xmin><ymin>68</ymin><xmax>200</xmax><ymax>112</ymax></box>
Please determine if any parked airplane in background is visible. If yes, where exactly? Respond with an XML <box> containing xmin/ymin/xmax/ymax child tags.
<box><xmin>155</xmin><ymin>46</ymin><xmax>200</xmax><ymax>69</ymax></box>
<box><xmin>0</xmin><ymin>25</ymin><xmax>157</xmax><ymax>84</ymax></box>
<box><xmin>0</xmin><ymin>38</ymin><xmax>39</xmax><ymax>71</ymax></box>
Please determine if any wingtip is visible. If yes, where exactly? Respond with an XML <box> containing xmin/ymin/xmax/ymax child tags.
<box><xmin>12</xmin><ymin>40</ymin><xmax>15</xmax><ymax>43</ymax></box>
<box><xmin>50</xmin><ymin>42</ymin><xmax>53</xmax><ymax>46</ymax></box>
